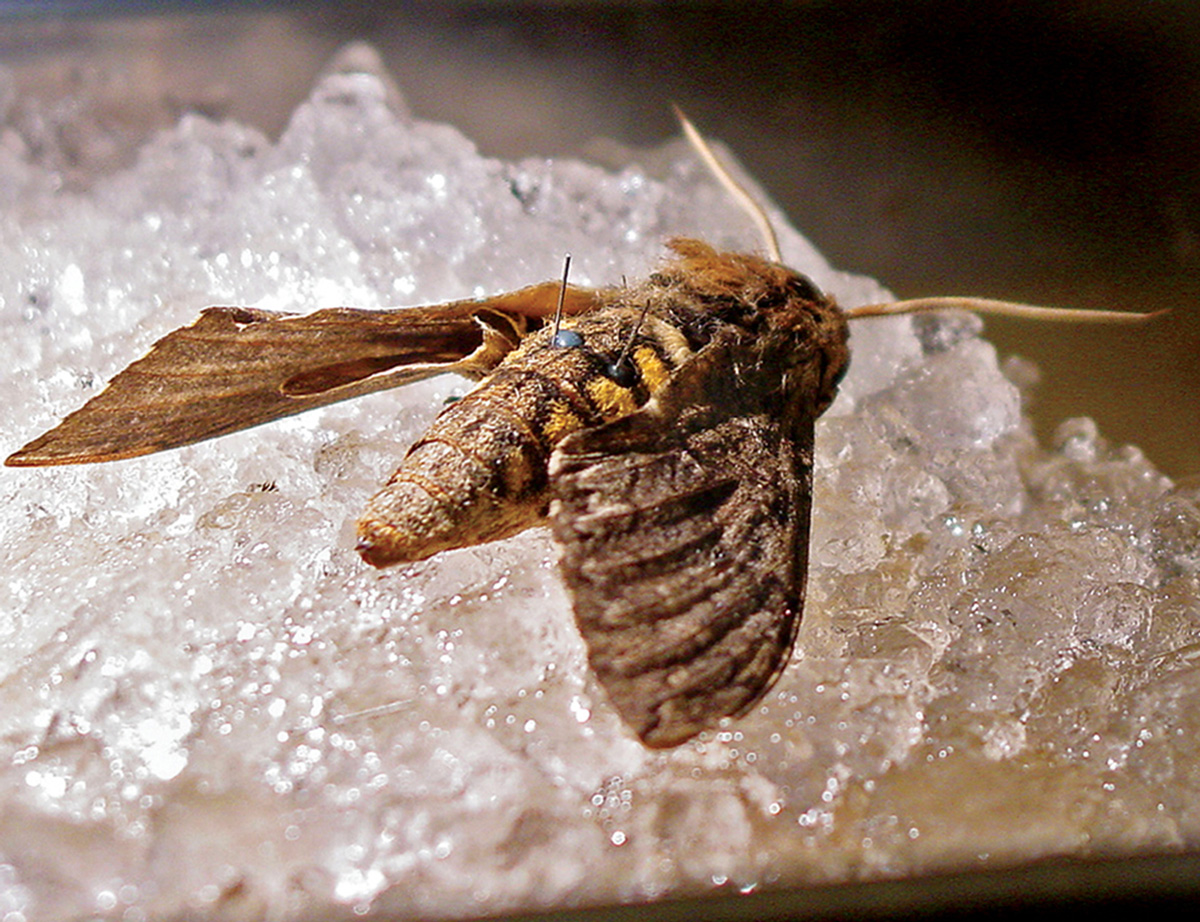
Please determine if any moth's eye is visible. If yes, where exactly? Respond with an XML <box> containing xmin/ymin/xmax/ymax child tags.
<box><xmin>604</xmin><ymin>358</ymin><xmax>637</xmax><ymax>388</ymax></box>
<box><xmin>790</xmin><ymin>273</ymin><xmax>824</xmax><ymax>303</ymax></box>
<box><xmin>552</xmin><ymin>329</ymin><xmax>585</xmax><ymax>349</ymax></box>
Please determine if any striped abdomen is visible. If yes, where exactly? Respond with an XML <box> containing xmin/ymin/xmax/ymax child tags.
<box><xmin>356</xmin><ymin>306</ymin><xmax>692</xmax><ymax>566</ymax></box>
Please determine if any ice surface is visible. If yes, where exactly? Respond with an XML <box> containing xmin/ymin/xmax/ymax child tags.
<box><xmin>1</xmin><ymin>47</ymin><xmax>1198</xmax><ymax>922</ymax></box>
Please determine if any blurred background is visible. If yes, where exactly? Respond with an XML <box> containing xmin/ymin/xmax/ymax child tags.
<box><xmin>2</xmin><ymin>0</ymin><xmax>1197</xmax><ymax>479</ymax></box>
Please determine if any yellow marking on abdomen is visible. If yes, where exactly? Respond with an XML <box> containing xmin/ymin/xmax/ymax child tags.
<box><xmin>584</xmin><ymin>374</ymin><xmax>641</xmax><ymax>420</ymax></box>
<box><xmin>631</xmin><ymin>345</ymin><xmax>673</xmax><ymax>394</ymax></box>
<box><xmin>542</xmin><ymin>400</ymin><xmax>588</xmax><ymax>444</ymax></box>
<box><xmin>500</xmin><ymin>449</ymin><xmax>538</xmax><ymax>498</ymax></box>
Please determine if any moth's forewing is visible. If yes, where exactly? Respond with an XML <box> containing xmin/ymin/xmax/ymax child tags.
<box><xmin>550</xmin><ymin>337</ymin><xmax>813</xmax><ymax>748</ymax></box>
<box><xmin>6</xmin><ymin>283</ymin><xmax>603</xmax><ymax>466</ymax></box>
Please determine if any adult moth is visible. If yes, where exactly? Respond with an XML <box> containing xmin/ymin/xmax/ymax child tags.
<box><xmin>6</xmin><ymin>113</ymin><xmax>1158</xmax><ymax>748</ymax></box>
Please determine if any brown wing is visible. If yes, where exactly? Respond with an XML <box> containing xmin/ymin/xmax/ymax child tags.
<box><xmin>6</xmin><ymin>282</ymin><xmax>602</xmax><ymax>466</ymax></box>
<box><xmin>549</xmin><ymin>338</ymin><xmax>814</xmax><ymax>748</ymax></box>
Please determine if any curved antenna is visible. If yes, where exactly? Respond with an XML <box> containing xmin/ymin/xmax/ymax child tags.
<box><xmin>673</xmin><ymin>104</ymin><xmax>782</xmax><ymax>263</ymax></box>
<box><xmin>671</xmin><ymin>106</ymin><xmax>1166</xmax><ymax>328</ymax></box>
<box><xmin>847</xmin><ymin>296</ymin><xmax>1168</xmax><ymax>324</ymax></box>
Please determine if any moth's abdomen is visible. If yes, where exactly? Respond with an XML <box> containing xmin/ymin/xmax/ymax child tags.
<box><xmin>356</xmin><ymin>309</ymin><xmax>691</xmax><ymax>567</ymax></box>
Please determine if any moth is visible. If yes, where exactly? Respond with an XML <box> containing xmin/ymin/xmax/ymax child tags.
<box><xmin>5</xmin><ymin>112</ymin><xmax>1157</xmax><ymax>748</ymax></box>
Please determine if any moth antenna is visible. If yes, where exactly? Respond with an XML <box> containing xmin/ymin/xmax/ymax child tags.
<box><xmin>607</xmin><ymin>299</ymin><xmax>652</xmax><ymax>386</ymax></box>
<box><xmin>672</xmin><ymin>104</ymin><xmax>782</xmax><ymax>263</ymax></box>
<box><xmin>550</xmin><ymin>254</ymin><xmax>584</xmax><ymax>348</ymax></box>
<box><xmin>846</xmin><ymin>296</ymin><xmax>1168</xmax><ymax>324</ymax></box>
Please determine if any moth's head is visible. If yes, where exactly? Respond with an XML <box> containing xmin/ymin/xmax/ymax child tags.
<box><xmin>765</xmin><ymin>270</ymin><xmax>851</xmax><ymax>411</ymax></box>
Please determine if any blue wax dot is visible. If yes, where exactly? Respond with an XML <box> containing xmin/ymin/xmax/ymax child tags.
<box><xmin>552</xmin><ymin>329</ymin><xmax>584</xmax><ymax>349</ymax></box>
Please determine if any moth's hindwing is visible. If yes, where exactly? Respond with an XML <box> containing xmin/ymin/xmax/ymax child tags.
<box><xmin>550</xmin><ymin>337</ymin><xmax>814</xmax><ymax>748</ymax></box>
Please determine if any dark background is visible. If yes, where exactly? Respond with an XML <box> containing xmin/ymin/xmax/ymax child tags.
<box><xmin>3</xmin><ymin>1</ymin><xmax>1198</xmax><ymax>479</ymax></box>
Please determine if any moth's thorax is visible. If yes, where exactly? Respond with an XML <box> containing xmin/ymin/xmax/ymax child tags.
<box><xmin>645</xmin><ymin>238</ymin><xmax>850</xmax><ymax>413</ymax></box>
